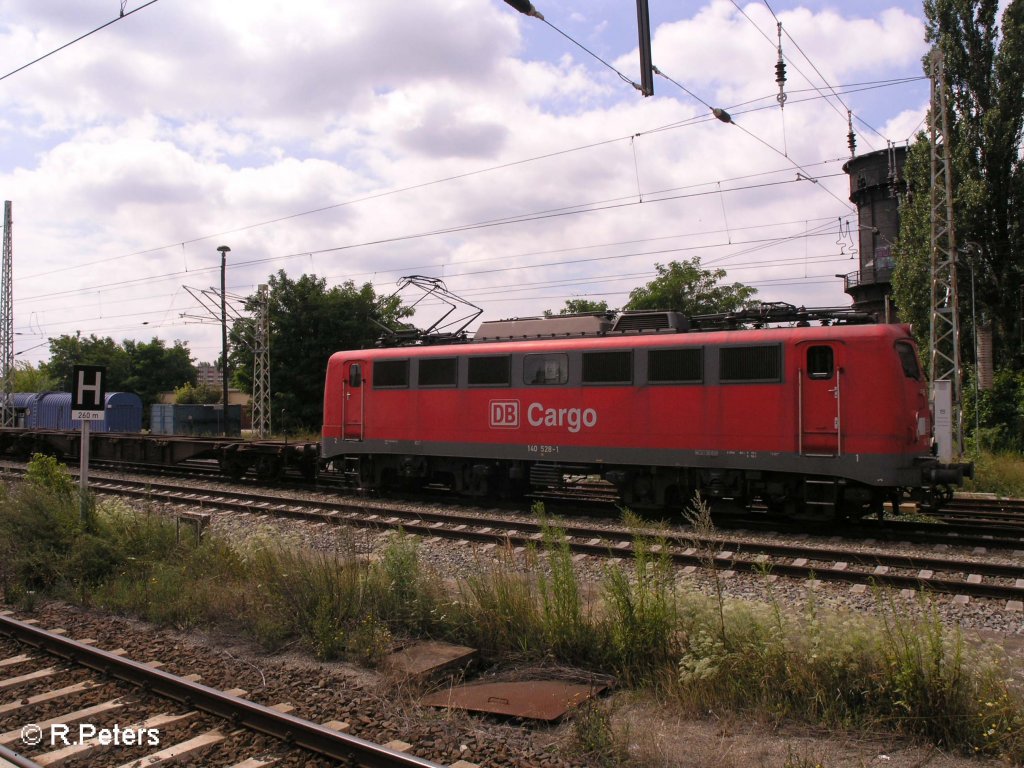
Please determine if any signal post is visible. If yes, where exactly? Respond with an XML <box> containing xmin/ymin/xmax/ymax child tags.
<box><xmin>71</xmin><ymin>365</ymin><xmax>106</xmax><ymax>519</ymax></box>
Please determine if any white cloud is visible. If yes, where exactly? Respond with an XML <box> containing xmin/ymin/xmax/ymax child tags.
<box><xmin>0</xmin><ymin>0</ymin><xmax>931</xmax><ymax>363</ymax></box>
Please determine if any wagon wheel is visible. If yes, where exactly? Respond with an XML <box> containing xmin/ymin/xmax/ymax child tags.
<box><xmin>254</xmin><ymin>454</ymin><xmax>284</xmax><ymax>482</ymax></box>
<box><xmin>299</xmin><ymin>457</ymin><xmax>318</xmax><ymax>482</ymax></box>
<box><xmin>219</xmin><ymin>453</ymin><xmax>248</xmax><ymax>480</ymax></box>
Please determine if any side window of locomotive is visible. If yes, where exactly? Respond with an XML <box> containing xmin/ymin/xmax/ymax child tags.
<box><xmin>373</xmin><ymin>359</ymin><xmax>409</xmax><ymax>388</ymax></box>
<box><xmin>418</xmin><ymin>357</ymin><xmax>457</xmax><ymax>388</ymax></box>
<box><xmin>895</xmin><ymin>341</ymin><xmax>921</xmax><ymax>380</ymax></box>
<box><xmin>806</xmin><ymin>346</ymin><xmax>834</xmax><ymax>379</ymax></box>
<box><xmin>648</xmin><ymin>348</ymin><xmax>703</xmax><ymax>384</ymax></box>
<box><xmin>523</xmin><ymin>353</ymin><xmax>568</xmax><ymax>385</ymax></box>
<box><xmin>348</xmin><ymin>364</ymin><xmax>362</xmax><ymax>387</ymax></box>
<box><xmin>582</xmin><ymin>351</ymin><xmax>632</xmax><ymax>384</ymax></box>
<box><xmin>468</xmin><ymin>355</ymin><xmax>511</xmax><ymax>387</ymax></box>
<box><xmin>719</xmin><ymin>345</ymin><xmax>782</xmax><ymax>383</ymax></box>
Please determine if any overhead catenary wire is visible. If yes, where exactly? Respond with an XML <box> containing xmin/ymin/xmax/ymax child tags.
<box><xmin>649</xmin><ymin>64</ymin><xmax>855</xmax><ymax>212</ymax></box>
<box><xmin>503</xmin><ymin>0</ymin><xmax>645</xmax><ymax>91</ymax></box>
<box><xmin>12</xmin><ymin>2</ymin><xmax>921</xmax><ymax>353</ymax></box>
<box><xmin>16</xmin><ymin>170</ymin><xmax>850</xmax><ymax>307</ymax></box>
<box><xmin>17</xmin><ymin>219</ymin><xmax>852</xmax><ymax>339</ymax></box>
<box><xmin>15</xmin><ymin>73</ymin><xmax>920</xmax><ymax>284</ymax></box>
<box><xmin>729</xmin><ymin>0</ymin><xmax>890</xmax><ymax>150</ymax></box>
<box><xmin>0</xmin><ymin>0</ymin><xmax>161</xmax><ymax>84</ymax></box>
<box><xmin>24</xmin><ymin>251</ymin><xmax>854</xmax><ymax>343</ymax></box>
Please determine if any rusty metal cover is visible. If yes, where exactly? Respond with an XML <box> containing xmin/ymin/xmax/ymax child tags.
<box><xmin>384</xmin><ymin>641</ymin><xmax>478</xmax><ymax>681</ymax></box>
<box><xmin>421</xmin><ymin>680</ymin><xmax>605</xmax><ymax>721</ymax></box>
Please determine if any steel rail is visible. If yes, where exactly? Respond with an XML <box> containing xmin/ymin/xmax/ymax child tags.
<box><xmin>0</xmin><ymin>743</ymin><xmax>45</xmax><ymax>768</ymax></box>
<box><xmin>87</xmin><ymin>477</ymin><xmax>1024</xmax><ymax>574</ymax></box>
<box><xmin>81</xmin><ymin>478</ymin><xmax>1024</xmax><ymax>604</ymax></box>
<box><xmin>0</xmin><ymin>615</ymin><xmax>444</xmax><ymax>768</ymax></box>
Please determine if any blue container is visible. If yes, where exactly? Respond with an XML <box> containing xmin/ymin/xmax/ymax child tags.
<box><xmin>10</xmin><ymin>392</ymin><xmax>36</xmax><ymax>428</ymax></box>
<box><xmin>15</xmin><ymin>391</ymin><xmax>143</xmax><ymax>433</ymax></box>
<box><xmin>149</xmin><ymin>404</ymin><xmax>241</xmax><ymax>436</ymax></box>
<box><xmin>101</xmin><ymin>392</ymin><xmax>144</xmax><ymax>432</ymax></box>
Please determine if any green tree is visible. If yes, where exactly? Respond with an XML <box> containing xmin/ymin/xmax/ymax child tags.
<box><xmin>624</xmin><ymin>258</ymin><xmax>756</xmax><ymax>315</ymax></box>
<box><xmin>42</xmin><ymin>333</ymin><xmax>131</xmax><ymax>391</ymax></box>
<box><xmin>10</xmin><ymin>361</ymin><xmax>60</xmax><ymax>392</ymax></box>
<box><xmin>893</xmin><ymin>0</ymin><xmax>1024</xmax><ymax>367</ymax></box>
<box><xmin>173</xmin><ymin>381</ymin><xmax>221</xmax><ymax>404</ymax></box>
<box><xmin>890</xmin><ymin>138</ymin><xmax>934</xmax><ymax>350</ymax></box>
<box><xmin>121</xmin><ymin>338</ymin><xmax>196</xmax><ymax>407</ymax></box>
<box><xmin>544</xmin><ymin>299</ymin><xmax>612</xmax><ymax>316</ymax></box>
<box><xmin>228</xmin><ymin>271</ymin><xmax>406</xmax><ymax>432</ymax></box>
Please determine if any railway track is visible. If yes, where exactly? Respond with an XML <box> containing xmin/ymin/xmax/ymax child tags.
<box><xmin>711</xmin><ymin>510</ymin><xmax>1024</xmax><ymax>550</ymax></box>
<box><xmin>934</xmin><ymin>496</ymin><xmax>1024</xmax><ymax>526</ymax></box>
<box><xmin>70</xmin><ymin>475</ymin><xmax>1024</xmax><ymax>610</ymax></box>
<box><xmin>4</xmin><ymin>459</ymin><xmax>1024</xmax><ymax>606</ymax></box>
<box><xmin>10</xmin><ymin>456</ymin><xmax>1024</xmax><ymax>542</ymax></box>
<box><xmin>0</xmin><ymin>613</ymin><xmax>456</xmax><ymax>768</ymax></box>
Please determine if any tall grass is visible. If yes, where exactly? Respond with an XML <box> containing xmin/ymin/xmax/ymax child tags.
<box><xmin>965</xmin><ymin>449</ymin><xmax>1024</xmax><ymax>497</ymax></box>
<box><xmin>601</xmin><ymin>534</ymin><xmax>679</xmax><ymax>684</ymax></box>
<box><xmin>672</xmin><ymin>586</ymin><xmax>1022</xmax><ymax>754</ymax></box>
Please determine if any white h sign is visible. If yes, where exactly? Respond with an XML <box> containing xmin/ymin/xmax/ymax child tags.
<box><xmin>72</xmin><ymin>365</ymin><xmax>106</xmax><ymax>421</ymax></box>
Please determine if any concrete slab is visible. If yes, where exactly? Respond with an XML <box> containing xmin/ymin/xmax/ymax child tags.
<box><xmin>384</xmin><ymin>640</ymin><xmax>478</xmax><ymax>681</ymax></box>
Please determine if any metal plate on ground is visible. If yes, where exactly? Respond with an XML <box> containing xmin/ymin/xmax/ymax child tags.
<box><xmin>384</xmin><ymin>641</ymin><xmax>478</xmax><ymax>681</ymax></box>
<box><xmin>421</xmin><ymin>680</ymin><xmax>606</xmax><ymax>721</ymax></box>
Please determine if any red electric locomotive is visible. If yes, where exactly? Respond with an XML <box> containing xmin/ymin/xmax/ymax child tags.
<box><xmin>321</xmin><ymin>310</ymin><xmax>970</xmax><ymax>518</ymax></box>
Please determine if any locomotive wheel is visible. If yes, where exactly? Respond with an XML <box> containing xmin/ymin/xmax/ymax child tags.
<box><xmin>922</xmin><ymin>483</ymin><xmax>954</xmax><ymax>513</ymax></box>
<box><xmin>764</xmin><ymin>495</ymin><xmax>792</xmax><ymax>518</ymax></box>
<box><xmin>663</xmin><ymin>485</ymin><xmax>684</xmax><ymax>516</ymax></box>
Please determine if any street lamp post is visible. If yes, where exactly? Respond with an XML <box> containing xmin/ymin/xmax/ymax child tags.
<box><xmin>217</xmin><ymin>245</ymin><xmax>231</xmax><ymax>435</ymax></box>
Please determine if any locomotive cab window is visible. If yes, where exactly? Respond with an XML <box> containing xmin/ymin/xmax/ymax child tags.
<box><xmin>895</xmin><ymin>341</ymin><xmax>921</xmax><ymax>380</ymax></box>
<box><xmin>582</xmin><ymin>351</ymin><xmax>632</xmax><ymax>384</ymax></box>
<box><xmin>806</xmin><ymin>346</ymin><xmax>834</xmax><ymax>379</ymax></box>
<box><xmin>348</xmin><ymin>364</ymin><xmax>362</xmax><ymax>387</ymax></box>
<box><xmin>418</xmin><ymin>357</ymin><xmax>457</xmax><ymax>387</ymax></box>
<box><xmin>373</xmin><ymin>359</ymin><xmax>409</xmax><ymax>388</ymax></box>
<box><xmin>468</xmin><ymin>355</ymin><xmax>511</xmax><ymax>387</ymax></box>
<box><xmin>524</xmin><ymin>353</ymin><xmax>568</xmax><ymax>385</ymax></box>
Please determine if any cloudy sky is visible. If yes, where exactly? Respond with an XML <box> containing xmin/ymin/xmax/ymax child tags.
<box><xmin>1</xmin><ymin>0</ymin><xmax>934</xmax><ymax>366</ymax></box>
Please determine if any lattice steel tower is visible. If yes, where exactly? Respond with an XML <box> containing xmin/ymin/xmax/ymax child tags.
<box><xmin>928</xmin><ymin>49</ymin><xmax>963</xmax><ymax>460</ymax></box>
<box><xmin>251</xmin><ymin>284</ymin><xmax>271</xmax><ymax>438</ymax></box>
<box><xmin>1</xmin><ymin>201</ymin><xmax>14</xmax><ymax>428</ymax></box>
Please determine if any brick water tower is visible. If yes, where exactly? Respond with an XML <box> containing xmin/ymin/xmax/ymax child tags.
<box><xmin>841</xmin><ymin>145</ymin><xmax>907</xmax><ymax>320</ymax></box>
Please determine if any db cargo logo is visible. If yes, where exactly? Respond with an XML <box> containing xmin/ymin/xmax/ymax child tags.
<box><xmin>489</xmin><ymin>399</ymin><xmax>520</xmax><ymax>429</ymax></box>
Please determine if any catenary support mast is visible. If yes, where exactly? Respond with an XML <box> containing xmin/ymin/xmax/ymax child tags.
<box><xmin>0</xmin><ymin>201</ymin><xmax>14</xmax><ymax>428</ymax></box>
<box><xmin>252</xmin><ymin>284</ymin><xmax>271</xmax><ymax>438</ymax></box>
<box><xmin>928</xmin><ymin>49</ymin><xmax>963</xmax><ymax>461</ymax></box>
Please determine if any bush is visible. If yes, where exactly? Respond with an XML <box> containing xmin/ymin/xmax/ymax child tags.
<box><xmin>25</xmin><ymin>453</ymin><xmax>77</xmax><ymax>501</ymax></box>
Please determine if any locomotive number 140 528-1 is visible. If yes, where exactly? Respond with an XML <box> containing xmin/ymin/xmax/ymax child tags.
<box><xmin>527</xmin><ymin>444</ymin><xmax>560</xmax><ymax>455</ymax></box>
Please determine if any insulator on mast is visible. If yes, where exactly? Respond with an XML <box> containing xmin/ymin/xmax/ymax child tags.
<box><xmin>847</xmin><ymin>110</ymin><xmax>856</xmax><ymax>158</ymax></box>
<box><xmin>775</xmin><ymin>22</ymin><xmax>787</xmax><ymax>107</ymax></box>
<box><xmin>885</xmin><ymin>140</ymin><xmax>903</xmax><ymax>200</ymax></box>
